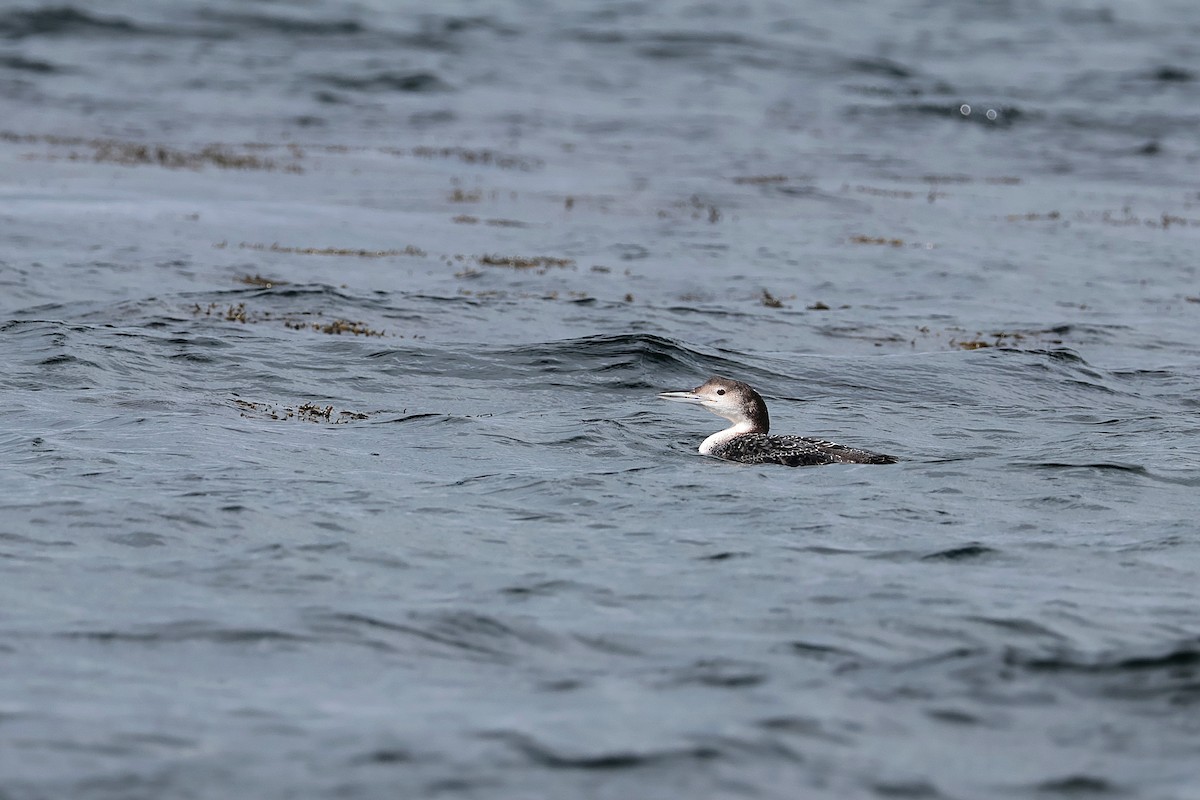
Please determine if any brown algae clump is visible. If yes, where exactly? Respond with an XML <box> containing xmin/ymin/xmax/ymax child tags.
<box><xmin>477</xmin><ymin>254</ymin><xmax>575</xmax><ymax>269</ymax></box>
<box><xmin>237</xmin><ymin>242</ymin><xmax>426</xmax><ymax>258</ymax></box>
<box><xmin>232</xmin><ymin>398</ymin><xmax>369</xmax><ymax>423</ymax></box>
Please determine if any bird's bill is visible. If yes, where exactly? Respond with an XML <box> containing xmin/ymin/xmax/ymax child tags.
<box><xmin>658</xmin><ymin>389</ymin><xmax>704</xmax><ymax>404</ymax></box>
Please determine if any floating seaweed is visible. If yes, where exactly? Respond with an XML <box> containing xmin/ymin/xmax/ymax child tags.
<box><xmin>477</xmin><ymin>254</ymin><xmax>575</xmax><ymax>269</ymax></box>
<box><xmin>235</xmin><ymin>274</ymin><xmax>287</xmax><ymax>288</ymax></box>
<box><xmin>232</xmin><ymin>398</ymin><xmax>369</xmax><ymax>423</ymax></box>
<box><xmin>760</xmin><ymin>290</ymin><xmax>784</xmax><ymax>308</ymax></box>
<box><xmin>2</xmin><ymin>130</ymin><xmax>541</xmax><ymax>172</ymax></box>
<box><xmin>849</xmin><ymin>234</ymin><xmax>906</xmax><ymax>246</ymax></box>
<box><xmin>237</xmin><ymin>242</ymin><xmax>426</xmax><ymax>258</ymax></box>
<box><xmin>192</xmin><ymin>302</ymin><xmax>387</xmax><ymax>337</ymax></box>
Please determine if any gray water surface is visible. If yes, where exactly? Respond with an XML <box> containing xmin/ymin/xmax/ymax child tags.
<box><xmin>2</xmin><ymin>2</ymin><xmax>1200</xmax><ymax>798</ymax></box>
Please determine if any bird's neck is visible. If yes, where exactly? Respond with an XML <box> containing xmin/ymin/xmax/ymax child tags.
<box><xmin>699</xmin><ymin>420</ymin><xmax>759</xmax><ymax>455</ymax></box>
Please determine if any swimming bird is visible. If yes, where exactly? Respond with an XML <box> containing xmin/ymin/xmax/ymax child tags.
<box><xmin>658</xmin><ymin>376</ymin><xmax>896</xmax><ymax>466</ymax></box>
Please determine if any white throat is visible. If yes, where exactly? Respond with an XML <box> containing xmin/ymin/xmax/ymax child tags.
<box><xmin>699</xmin><ymin>420</ymin><xmax>756</xmax><ymax>455</ymax></box>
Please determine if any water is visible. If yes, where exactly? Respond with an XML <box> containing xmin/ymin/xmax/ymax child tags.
<box><xmin>3</xmin><ymin>1</ymin><xmax>1200</xmax><ymax>798</ymax></box>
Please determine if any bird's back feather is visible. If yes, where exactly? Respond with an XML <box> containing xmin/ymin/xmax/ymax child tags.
<box><xmin>709</xmin><ymin>433</ymin><xmax>896</xmax><ymax>467</ymax></box>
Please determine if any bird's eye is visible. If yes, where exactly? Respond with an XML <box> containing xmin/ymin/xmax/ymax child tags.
<box><xmin>716</xmin><ymin>388</ymin><xmax>726</xmax><ymax>395</ymax></box>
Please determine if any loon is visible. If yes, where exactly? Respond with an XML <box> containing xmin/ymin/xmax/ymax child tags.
<box><xmin>659</xmin><ymin>376</ymin><xmax>896</xmax><ymax>467</ymax></box>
